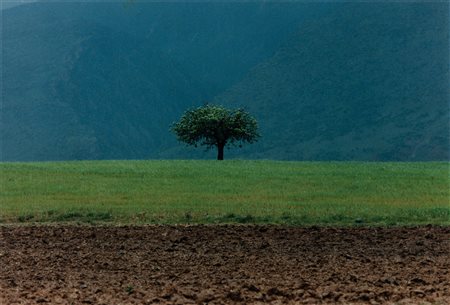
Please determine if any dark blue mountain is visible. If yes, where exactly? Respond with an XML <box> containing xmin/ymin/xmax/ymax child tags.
<box><xmin>1</xmin><ymin>2</ymin><xmax>448</xmax><ymax>161</ymax></box>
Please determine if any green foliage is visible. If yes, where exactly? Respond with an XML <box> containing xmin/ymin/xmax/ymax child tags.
<box><xmin>125</xmin><ymin>285</ymin><xmax>134</xmax><ymax>295</ymax></box>
<box><xmin>2</xmin><ymin>2</ymin><xmax>311</xmax><ymax>161</ymax></box>
<box><xmin>216</xmin><ymin>3</ymin><xmax>449</xmax><ymax>161</ymax></box>
<box><xmin>4</xmin><ymin>3</ymin><xmax>448</xmax><ymax>161</ymax></box>
<box><xmin>172</xmin><ymin>105</ymin><xmax>259</xmax><ymax>159</ymax></box>
<box><xmin>1</xmin><ymin>160</ymin><xmax>448</xmax><ymax>226</ymax></box>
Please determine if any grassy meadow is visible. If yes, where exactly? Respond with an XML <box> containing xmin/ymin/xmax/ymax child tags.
<box><xmin>0</xmin><ymin>160</ymin><xmax>448</xmax><ymax>226</ymax></box>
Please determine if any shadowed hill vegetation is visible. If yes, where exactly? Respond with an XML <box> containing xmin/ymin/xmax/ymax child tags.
<box><xmin>2</xmin><ymin>1</ymin><xmax>327</xmax><ymax>161</ymax></box>
<box><xmin>1</xmin><ymin>2</ymin><xmax>448</xmax><ymax>161</ymax></box>
<box><xmin>216</xmin><ymin>2</ymin><xmax>449</xmax><ymax>160</ymax></box>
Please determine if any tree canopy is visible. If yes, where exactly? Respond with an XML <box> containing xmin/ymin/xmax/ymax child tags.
<box><xmin>171</xmin><ymin>104</ymin><xmax>260</xmax><ymax>160</ymax></box>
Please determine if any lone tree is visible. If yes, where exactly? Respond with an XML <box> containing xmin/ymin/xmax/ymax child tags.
<box><xmin>171</xmin><ymin>104</ymin><xmax>260</xmax><ymax>160</ymax></box>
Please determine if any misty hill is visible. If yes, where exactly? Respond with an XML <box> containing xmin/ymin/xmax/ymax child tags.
<box><xmin>1</xmin><ymin>1</ymin><xmax>36</xmax><ymax>10</ymax></box>
<box><xmin>1</xmin><ymin>2</ymin><xmax>448</xmax><ymax>161</ymax></box>
<box><xmin>216</xmin><ymin>2</ymin><xmax>449</xmax><ymax>161</ymax></box>
<box><xmin>2</xmin><ymin>1</ymin><xmax>327</xmax><ymax>161</ymax></box>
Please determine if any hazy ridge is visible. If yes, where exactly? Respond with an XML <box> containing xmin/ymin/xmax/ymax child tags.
<box><xmin>1</xmin><ymin>2</ymin><xmax>448</xmax><ymax>161</ymax></box>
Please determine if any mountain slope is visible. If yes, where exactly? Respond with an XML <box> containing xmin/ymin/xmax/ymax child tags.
<box><xmin>2</xmin><ymin>10</ymin><xmax>201</xmax><ymax>160</ymax></box>
<box><xmin>215</xmin><ymin>2</ymin><xmax>449</xmax><ymax>161</ymax></box>
<box><xmin>1</xmin><ymin>2</ymin><xmax>327</xmax><ymax>161</ymax></box>
<box><xmin>1</xmin><ymin>2</ymin><xmax>448</xmax><ymax>161</ymax></box>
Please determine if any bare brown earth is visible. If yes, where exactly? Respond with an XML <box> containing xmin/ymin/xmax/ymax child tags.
<box><xmin>0</xmin><ymin>225</ymin><xmax>449</xmax><ymax>305</ymax></box>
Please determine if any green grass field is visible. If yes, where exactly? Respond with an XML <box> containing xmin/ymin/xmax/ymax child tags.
<box><xmin>0</xmin><ymin>160</ymin><xmax>448</xmax><ymax>226</ymax></box>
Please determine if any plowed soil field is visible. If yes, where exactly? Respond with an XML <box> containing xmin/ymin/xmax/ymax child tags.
<box><xmin>1</xmin><ymin>225</ymin><xmax>449</xmax><ymax>305</ymax></box>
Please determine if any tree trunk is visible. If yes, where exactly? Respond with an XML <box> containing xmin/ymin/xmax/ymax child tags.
<box><xmin>217</xmin><ymin>143</ymin><xmax>224</xmax><ymax>160</ymax></box>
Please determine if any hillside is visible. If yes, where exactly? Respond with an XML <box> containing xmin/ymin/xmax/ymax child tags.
<box><xmin>2</xmin><ymin>1</ymin><xmax>327</xmax><ymax>161</ymax></box>
<box><xmin>1</xmin><ymin>2</ymin><xmax>448</xmax><ymax>161</ymax></box>
<box><xmin>216</xmin><ymin>2</ymin><xmax>449</xmax><ymax>160</ymax></box>
<box><xmin>1</xmin><ymin>1</ymin><xmax>36</xmax><ymax>10</ymax></box>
